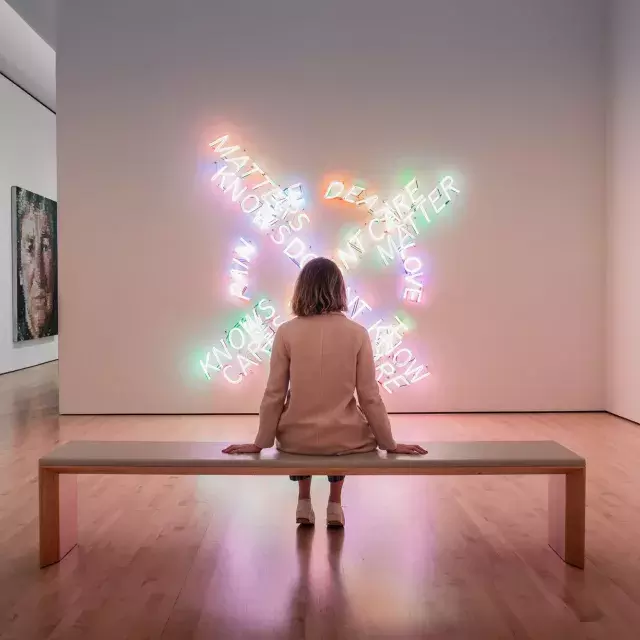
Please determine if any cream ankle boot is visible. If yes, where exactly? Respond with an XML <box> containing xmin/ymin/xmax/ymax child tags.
<box><xmin>296</xmin><ymin>498</ymin><xmax>315</xmax><ymax>525</ymax></box>
<box><xmin>327</xmin><ymin>502</ymin><xmax>345</xmax><ymax>528</ymax></box>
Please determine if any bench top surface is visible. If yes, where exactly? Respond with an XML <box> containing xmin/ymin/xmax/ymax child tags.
<box><xmin>40</xmin><ymin>440</ymin><xmax>584</xmax><ymax>470</ymax></box>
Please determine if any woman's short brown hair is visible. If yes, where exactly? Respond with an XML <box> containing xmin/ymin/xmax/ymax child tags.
<box><xmin>291</xmin><ymin>257</ymin><xmax>348</xmax><ymax>317</ymax></box>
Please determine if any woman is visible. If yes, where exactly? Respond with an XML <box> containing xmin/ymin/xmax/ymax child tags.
<box><xmin>223</xmin><ymin>257</ymin><xmax>427</xmax><ymax>527</ymax></box>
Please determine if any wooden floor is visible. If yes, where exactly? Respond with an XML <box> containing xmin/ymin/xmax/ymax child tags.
<box><xmin>1</xmin><ymin>364</ymin><xmax>639</xmax><ymax>639</ymax></box>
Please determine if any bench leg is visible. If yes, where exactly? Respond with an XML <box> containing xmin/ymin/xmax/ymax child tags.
<box><xmin>39</xmin><ymin>468</ymin><xmax>78</xmax><ymax>568</ymax></box>
<box><xmin>548</xmin><ymin>469</ymin><xmax>585</xmax><ymax>569</ymax></box>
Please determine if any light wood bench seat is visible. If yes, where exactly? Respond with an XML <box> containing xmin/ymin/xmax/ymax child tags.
<box><xmin>39</xmin><ymin>440</ymin><xmax>586</xmax><ymax>569</ymax></box>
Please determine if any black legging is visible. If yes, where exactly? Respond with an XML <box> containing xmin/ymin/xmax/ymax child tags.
<box><xmin>289</xmin><ymin>475</ymin><xmax>345</xmax><ymax>483</ymax></box>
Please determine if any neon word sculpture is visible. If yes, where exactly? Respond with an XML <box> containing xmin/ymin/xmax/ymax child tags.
<box><xmin>209</xmin><ymin>135</ymin><xmax>316</xmax><ymax>268</ymax></box>
<box><xmin>210</xmin><ymin>135</ymin><xmax>291</xmax><ymax>220</ymax></box>
<box><xmin>335</xmin><ymin>201</ymin><xmax>420</xmax><ymax>301</ymax></box>
<box><xmin>368</xmin><ymin>315</ymin><xmax>430</xmax><ymax>392</ymax></box>
<box><xmin>199</xmin><ymin>298</ymin><xmax>285</xmax><ymax>385</ymax></box>
<box><xmin>325</xmin><ymin>176</ymin><xmax>459</xmax><ymax>220</ymax></box>
<box><xmin>377</xmin><ymin>176</ymin><xmax>457</xmax><ymax>305</ymax></box>
<box><xmin>203</xmin><ymin>131</ymin><xmax>433</xmax><ymax>394</ymax></box>
<box><xmin>400</xmin><ymin>255</ymin><xmax>424</xmax><ymax>303</ymax></box>
<box><xmin>229</xmin><ymin>238</ymin><xmax>256</xmax><ymax>301</ymax></box>
<box><xmin>327</xmin><ymin>176</ymin><xmax>460</xmax><ymax>302</ymax></box>
<box><xmin>370</xmin><ymin>317</ymin><xmax>406</xmax><ymax>360</ymax></box>
<box><xmin>346</xmin><ymin>286</ymin><xmax>373</xmax><ymax>320</ymax></box>
<box><xmin>346</xmin><ymin>288</ymin><xmax>429</xmax><ymax>393</ymax></box>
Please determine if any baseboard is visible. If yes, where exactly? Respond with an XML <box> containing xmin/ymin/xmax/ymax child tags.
<box><xmin>605</xmin><ymin>410</ymin><xmax>640</xmax><ymax>427</ymax></box>
<box><xmin>0</xmin><ymin>359</ymin><xmax>58</xmax><ymax>377</ymax></box>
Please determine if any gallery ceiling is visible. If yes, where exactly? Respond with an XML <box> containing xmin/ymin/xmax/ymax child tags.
<box><xmin>6</xmin><ymin>0</ymin><xmax>56</xmax><ymax>50</ymax></box>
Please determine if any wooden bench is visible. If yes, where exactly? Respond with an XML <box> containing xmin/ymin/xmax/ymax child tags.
<box><xmin>39</xmin><ymin>440</ymin><xmax>586</xmax><ymax>569</ymax></box>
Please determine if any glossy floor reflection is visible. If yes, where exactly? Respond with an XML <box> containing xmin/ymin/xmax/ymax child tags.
<box><xmin>1</xmin><ymin>363</ymin><xmax>640</xmax><ymax>639</ymax></box>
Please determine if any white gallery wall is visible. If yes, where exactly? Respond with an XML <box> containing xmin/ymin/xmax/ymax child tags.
<box><xmin>57</xmin><ymin>0</ymin><xmax>607</xmax><ymax>414</ymax></box>
<box><xmin>607</xmin><ymin>0</ymin><xmax>640</xmax><ymax>424</ymax></box>
<box><xmin>0</xmin><ymin>0</ymin><xmax>56</xmax><ymax>111</ymax></box>
<box><xmin>0</xmin><ymin>74</ymin><xmax>57</xmax><ymax>374</ymax></box>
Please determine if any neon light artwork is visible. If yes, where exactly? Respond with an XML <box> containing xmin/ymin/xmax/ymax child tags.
<box><xmin>229</xmin><ymin>238</ymin><xmax>256</xmax><ymax>301</ymax></box>
<box><xmin>283</xmin><ymin>237</ymin><xmax>317</xmax><ymax>268</ymax></box>
<box><xmin>402</xmin><ymin>255</ymin><xmax>424</xmax><ymax>303</ymax></box>
<box><xmin>327</xmin><ymin>175</ymin><xmax>460</xmax><ymax>303</ymax></box>
<box><xmin>346</xmin><ymin>287</ymin><xmax>373</xmax><ymax>320</ymax></box>
<box><xmin>199</xmin><ymin>298</ymin><xmax>284</xmax><ymax>384</ymax></box>
<box><xmin>210</xmin><ymin>135</ymin><xmax>316</xmax><ymax>270</ymax></box>
<box><xmin>325</xmin><ymin>176</ymin><xmax>460</xmax><ymax>221</ymax></box>
<box><xmin>345</xmin><ymin>290</ymin><xmax>429</xmax><ymax>394</ymax></box>
<box><xmin>200</xmin><ymin>131</ymin><xmax>457</xmax><ymax>394</ymax></box>
<box><xmin>338</xmin><ymin>229</ymin><xmax>366</xmax><ymax>271</ymax></box>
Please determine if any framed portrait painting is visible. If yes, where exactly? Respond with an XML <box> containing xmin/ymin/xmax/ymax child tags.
<box><xmin>11</xmin><ymin>187</ymin><xmax>58</xmax><ymax>342</ymax></box>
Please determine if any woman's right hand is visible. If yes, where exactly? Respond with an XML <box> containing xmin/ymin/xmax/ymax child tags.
<box><xmin>388</xmin><ymin>443</ymin><xmax>428</xmax><ymax>455</ymax></box>
<box><xmin>222</xmin><ymin>443</ymin><xmax>263</xmax><ymax>454</ymax></box>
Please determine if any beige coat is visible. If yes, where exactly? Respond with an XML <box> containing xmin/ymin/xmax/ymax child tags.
<box><xmin>254</xmin><ymin>312</ymin><xmax>397</xmax><ymax>455</ymax></box>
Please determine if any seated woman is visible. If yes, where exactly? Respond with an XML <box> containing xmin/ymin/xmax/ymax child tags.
<box><xmin>224</xmin><ymin>257</ymin><xmax>427</xmax><ymax>527</ymax></box>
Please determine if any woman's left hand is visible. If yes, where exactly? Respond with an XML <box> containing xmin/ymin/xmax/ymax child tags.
<box><xmin>222</xmin><ymin>444</ymin><xmax>263</xmax><ymax>454</ymax></box>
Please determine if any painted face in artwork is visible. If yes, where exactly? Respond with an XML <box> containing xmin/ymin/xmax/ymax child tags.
<box><xmin>20</xmin><ymin>207</ymin><xmax>55</xmax><ymax>338</ymax></box>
